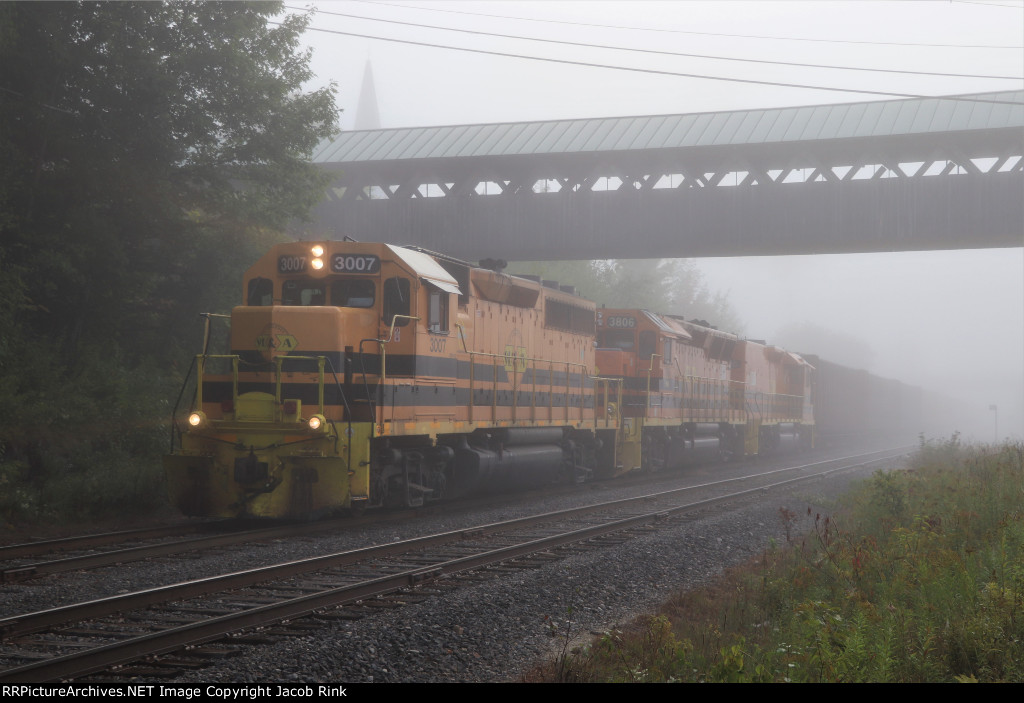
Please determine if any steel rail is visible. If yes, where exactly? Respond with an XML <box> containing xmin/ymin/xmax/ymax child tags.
<box><xmin>0</xmin><ymin>446</ymin><xmax>909</xmax><ymax>641</ymax></box>
<box><xmin>0</xmin><ymin>448</ymin><xmax>908</xmax><ymax>682</ymax></box>
<box><xmin>0</xmin><ymin>523</ymin><xmax>218</xmax><ymax>561</ymax></box>
<box><xmin>1</xmin><ymin>518</ymin><xmax>374</xmax><ymax>583</ymax></box>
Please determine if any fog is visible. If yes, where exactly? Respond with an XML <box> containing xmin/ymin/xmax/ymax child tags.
<box><xmin>297</xmin><ymin>1</ymin><xmax>1024</xmax><ymax>439</ymax></box>
<box><xmin>698</xmin><ymin>249</ymin><xmax>1024</xmax><ymax>441</ymax></box>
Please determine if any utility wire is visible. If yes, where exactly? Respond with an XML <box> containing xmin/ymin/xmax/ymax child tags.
<box><xmin>0</xmin><ymin>84</ymin><xmax>77</xmax><ymax>115</ymax></box>
<box><xmin>950</xmin><ymin>0</ymin><xmax>1024</xmax><ymax>9</ymax></box>
<box><xmin>286</xmin><ymin>4</ymin><xmax>1023</xmax><ymax>81</ymax></box>
<box><xmin>350</xmin><ymin>0</ymin><xmax>1024</xmax><ymax>50</ymax></box>
<box><xmin>296</xmin><ymin>22</ymin><xmax>1024</xmax><ymax>104</ymax></box>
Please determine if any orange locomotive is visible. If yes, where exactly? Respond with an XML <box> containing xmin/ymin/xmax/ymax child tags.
<box><xmin>165</xmin><ymin>241</ymin><xmax>619</xmax><ymax>518</ymax></box>
<box><xmin>594</xmin><ymin>309</ymin><xmax>814</xmax><ymax>473</ymax></box>
<box><xmin>165</xmin><ymin>240</ymin><xmax>822</xmax><ymax>520</ymax></box>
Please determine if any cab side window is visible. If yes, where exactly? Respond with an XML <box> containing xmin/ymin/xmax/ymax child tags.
<box><xmin>428</xmin><ymin>287</ymin><xmax>449</xmax><ymax>334</ymax></box>
<box><xmin>383</xmin><ymin>277</ymin><xmax>411</xmax><ymax>327</ymax></box>
<box><xmin>639</xmin><ymin>331</ymin><xmax>657</xmax><ymax>360</ymax></box>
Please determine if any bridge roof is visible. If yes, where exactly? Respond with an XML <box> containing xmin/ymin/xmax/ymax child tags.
<box><xmin>313</xmin><ymin>90</ymin><xmax>1023</xmax><ymax>166</ymax></box>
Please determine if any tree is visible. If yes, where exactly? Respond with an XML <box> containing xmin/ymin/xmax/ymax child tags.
<box><xmin>510</xmin><ymin>259</ymin><xmax>744</xmax><ymax>335</ymax></box>
<box><xmin>1</xmin><ymin>2</ymin><xmax>337</xmax><ymax>362</ymax></box>
<box><xmin>0</xmin><ymin>2</ymin><xmax>339</xmax><ymax>521</ymax></box>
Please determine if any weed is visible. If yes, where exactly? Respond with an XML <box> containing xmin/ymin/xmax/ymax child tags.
<box><xmin>530</xmin><ymin>440</ymin><xmax>1024</xmax><ymax>683</ymax></box>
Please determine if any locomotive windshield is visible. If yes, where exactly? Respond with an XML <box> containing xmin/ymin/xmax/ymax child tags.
<box><xmin>330</xmin><ymin>279</ymin><xmax>375</xmax><ymax>307</ymax></box>
<box><xmin>277</xmin><ymin>278</ymin><xmax>376</xmax><ymax>307</ymax></box>
<box><xmin>282</xmin><ymin>280</ymin><xmax>326</xmax><ymax>306</ymax></box>
<box><xmin>598</xmin><ymin>329</ymin><xmax>635</xmax><ymax>350</ymax></box>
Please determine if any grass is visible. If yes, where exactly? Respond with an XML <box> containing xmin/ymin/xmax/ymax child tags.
<box><xmin>530</xmin><ymin>436</ymin><xmax>1024</xmax><ymax>683</ymax></box>
<box><xmin>0</xmin><ymin>358</ymin><xmax>177</xmax><ymax>529</ymax></box>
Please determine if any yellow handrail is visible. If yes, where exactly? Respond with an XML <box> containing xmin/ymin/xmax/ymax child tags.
<box><xmin>458</xmin><ymin>349</ymin><xmax>590</xmax><ymax>423</ymax></box>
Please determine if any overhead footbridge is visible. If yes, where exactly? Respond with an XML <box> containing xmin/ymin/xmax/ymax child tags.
<box><xmin>308</xmin><ymin>90</ymin><xmax>1024</xmax><ymax>261</ymax></box>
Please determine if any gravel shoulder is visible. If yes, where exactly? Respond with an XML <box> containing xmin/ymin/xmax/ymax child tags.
<box><xmin>0</xmin><ymin>456</ymin><xmax>891</xmax><ymax>682</ymax></box>
<box><xmin>173</xmin><ymin>463</ymin><xmax>884</xmax><ymax>683</ymax></box>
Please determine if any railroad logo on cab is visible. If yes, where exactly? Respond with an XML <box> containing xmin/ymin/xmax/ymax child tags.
<box><xmin>504</xmin><ymin>328</ymin><xmax>527</xmax><ymax>373</ymax></box>
<box><xmin>255</xmin><ymin>323</ymin><xmax>298</xmax><ymax>361</ymax></box>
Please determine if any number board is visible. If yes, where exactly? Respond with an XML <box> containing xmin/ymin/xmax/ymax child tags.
<box><xmin>278</xmin><ymin>255</ymin><xmax>308</xmax><ymax>273</ymax></box>
<box><xmin>330</xmin><ymin>254</ymin><xmax>381</xmax><ymax>274</ymax></box>
<box><xmin>606</xmin><ymin>315</ymin><xmax>636</xmax><ymax>329</ymax></box>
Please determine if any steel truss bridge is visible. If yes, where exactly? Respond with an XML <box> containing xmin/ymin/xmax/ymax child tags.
<box><xmin>308</xmin><ymin>90</ymin><xmax>1024</xmax><ymax>262</ymax></box>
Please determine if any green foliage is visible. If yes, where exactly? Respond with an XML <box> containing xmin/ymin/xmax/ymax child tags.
<box><xmin>539</xmin><ymin>440</ymin><xmax>1024</xmax><ymax>683</ymax></box>
<box><xmin>0</xmin><ymin>2</ymin><xmax>338</xmax><ymax>524</ymax></box>
<box><xmin>509</xmin><ymin>258</ymin><xmax>743</xmax><ymax>335</ymax></box>
<box><xmin>547</xmin><ymin>616</ymin><xmax>695</xmax><ymax>683</ymax></box>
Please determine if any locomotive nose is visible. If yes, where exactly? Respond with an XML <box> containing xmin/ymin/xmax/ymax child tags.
<box><xmin>231</xmin><ymin>305</ymin><xmax>377</xmax><ymax>368</ymax></box>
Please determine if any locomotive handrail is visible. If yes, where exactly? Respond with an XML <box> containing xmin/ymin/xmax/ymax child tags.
<box><xmin>743</xmin><ymin>390</ymin><xmax>806</xmax><ymax>423</ymax></box>
<box><xmin>192</xmin><ymin>353</ymin><xmax>338</xmax><ymax>418</ymax></box>
<box><xmin>273</xmin><ymin>355</ymin><xmax>327</xmax><ymax>414</ymax></box>
<box><xmin>194</xmin><ymin>354</ymin><xmax>240</xmax><ymax>411</ymax></box>
<box><xmin>590</xmin><ymin>375</ymin><xmax>624</xmax><ymax>429</ymax></box>
<box><xmin>457</xmin><ymin>349</ymin><xmax>590</xmax><ymax>424</ymax></box>
<box><xmin>370</xmin><ymin>314</ymin><xmax>420</xmax><ymax>427</ymax></box>
<box><xmin>644</xmin><ymin>354</ymin><xmax>663</xmax><ymax>419</ymax></box>
<box><xmin>199</xmin><ymin>312</ymin><xmax>231</xmax><ymax>357</ymax></box>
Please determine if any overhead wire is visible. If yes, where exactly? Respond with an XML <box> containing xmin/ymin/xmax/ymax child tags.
<box><xmin>349</xmin><ymin>0</ymin><xmax>1024</xmax><ymax>50</ymax></box>
<box><xmin>291</xmin><ymin>21</ymin><xmax>1024</xmax><ymax>104</ymax></box>
<box><xmin>950</xmin><ymin>0</ymin><xmax>1024</xmax><ymax>9</ymax></box>
<box><xmin>284</xmin><ymin>4</ymin><xmax>1024</xmax><ymax>81</ymax></box>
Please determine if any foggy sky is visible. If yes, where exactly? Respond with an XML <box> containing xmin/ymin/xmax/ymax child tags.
<box><xmin>296</xmin><ymin>1</ymin><xmax>1024</xmax><ymax>439</ymax></box>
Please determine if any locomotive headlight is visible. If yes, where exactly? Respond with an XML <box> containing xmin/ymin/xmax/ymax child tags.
<box><xmin>187</xmin><ymin>410</ymin><xmax>207</xmax><ymax>428</ymax></box>
<box><xmin>308</xmin><ymin>414</ymin><xmax>327</xmax><ymax>431</ymax></box>
<box><xmin>311</xmin><ymin>257</ymin><xmax>324</xmax><ymax>270</ymax></box>
<box><xmin>311</xmin><ymin>244</ymin><xmax>324</xmax><ymax>257</ymax></box>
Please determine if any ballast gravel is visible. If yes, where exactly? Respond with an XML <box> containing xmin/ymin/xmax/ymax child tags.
<box><xmin>0</xmin><ymin>454</ymin><xmax>895</xmax><ymax>683</ymax></box>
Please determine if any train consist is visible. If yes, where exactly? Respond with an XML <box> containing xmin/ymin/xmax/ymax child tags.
<box><xmin>165</xmin><ymin>241</ymin><xmax>921</xmax><ymax>519</ymax></box>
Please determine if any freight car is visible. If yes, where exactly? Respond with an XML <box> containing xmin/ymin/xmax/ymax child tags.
<box><xmin>165</xmin><ymin>241</ymin><xmax>892</xmax><ymax>520</ymax></box>
<box><xmin>801</xmin><ymin>354</ymin><xmax>924</xmax><ymax>447</ymax></box>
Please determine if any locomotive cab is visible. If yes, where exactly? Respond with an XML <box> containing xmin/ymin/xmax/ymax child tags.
<box><xmin>166</xmin><ymin>242</ymin><xmax>463</xmax><ymax>518</ymax></box>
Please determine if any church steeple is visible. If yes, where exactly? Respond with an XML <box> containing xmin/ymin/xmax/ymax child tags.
<box><xmin>353</xmin><ymin>61</ymin><xmax>381</xmax><ymax>130</ymax></box>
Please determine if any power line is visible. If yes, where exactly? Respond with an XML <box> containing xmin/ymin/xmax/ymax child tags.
<box><xmin>288</xmin><ymin>5</ymin><xmax>1023</xmax><ymax>81</ymax></box>
<box><xmin>295</xmin><ymin>22</ymin><xmax>1024</xmax><ymax>104</ymax></box>
<box><xmin>951</xmin><ymin>0</ymin><xmax>1024</xmax><ymax>9</ymax></box>
<box><xmin>0</xmin><ymin>85</ymin><xmax>77</xmax><ymax>115</ymax></box>
<box><xmin>350</xmin><ymin>0</ymin><xmax>1024</xmax><ymax>50</ymax></box>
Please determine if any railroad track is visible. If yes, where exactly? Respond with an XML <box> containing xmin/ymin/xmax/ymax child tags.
<box><xmin>0</xmin><ymin>460</ymin><xmax>712</xmax><ymax>584</ymax></box>
<box><xmin>0</xmin><ymin>520</ymin><xmax>366</xmax><ymax>584</ymax></box>
<box><xmin>0</xmin><ymin>444</ymin><xmax>859</xmax><ymax>584</ymax></box>
<box><xmin>0</xmin><ymin>446</ymin><xmax>909</xmax><ymax>682</ymax></box>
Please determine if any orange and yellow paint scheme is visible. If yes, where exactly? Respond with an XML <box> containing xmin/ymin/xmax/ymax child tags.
<box><xmin>166</xmin><ymin>242</ymin><xmax>617</xmax><ymax>518</ymax></box>
<box><xmin>166</xmin><ymin>242</ymin><xmax>816</xmax><ymax>519</ymax></box>
<box><xmin>595</xmin><ymin>309</ymin><xmax>813</xmax><ymax>470</ymax></box>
